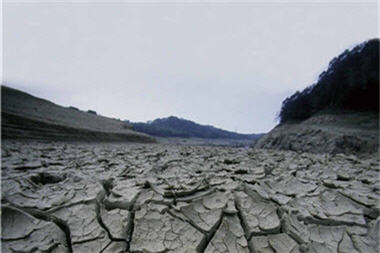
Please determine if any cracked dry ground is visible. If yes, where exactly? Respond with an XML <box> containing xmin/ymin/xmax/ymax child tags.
<box><xmin>1</xmin><ymin>141</ymin><xmax>379</xmax><ymax>253</ymax></box>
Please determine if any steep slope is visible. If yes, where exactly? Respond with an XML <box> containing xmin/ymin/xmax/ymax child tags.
<box><xmin>278</xmin><ymin>38</ymin><xmax>379</xmax><ymax>123</ymax></box>
<box><xmin>1</xmin><ymin>86</ymin><xmax>155</xmax><ymax>142</ymax></box>
<box><xmin>256</xmin><ymin>39</ymin><xmax>379</xmax><ymax>154</ymax></box>
<box><xmin>131</xmin><ymin>116</ymin><xmax>263</xmax><ymax>140</ymax></box>
<box><xmin>255</xmin><ymin>111</ymin><xmax>378</xmax><ymax>154</ymax></box>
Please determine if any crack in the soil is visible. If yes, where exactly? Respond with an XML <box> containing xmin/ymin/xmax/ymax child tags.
<box><xmin>167</xmin><ymin>209</ymin><xmax>208</xmax><ymax>235</ymax></box>
<box><xmin>125</xmin><ymin>210</ymin><xmax>135</xmax><ymax>253</ymax></box>
<box><xmin>3</xmin><ymin>202</ymin><xmax>74</xmax><ymax>253</ymax></box>
<box><xmin>234</xmin><ymin>198</ymin><xmax>255</xmax><ymax>253</ymax></box>
<box><xmin>95</xmin><ymin>200</ymin><xmax>128</xmax><ymax>243</ymax></box>
<box><xmin>300</xmin><ymin>215</ymin><xmax>367</xmax><ymax>228</ymax></box>
<box><xmin>196</xmin><ymin>212</ymin><xmax>225</xmax><ymax>253</ymax></box>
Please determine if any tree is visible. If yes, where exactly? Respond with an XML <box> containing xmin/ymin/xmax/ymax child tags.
<box><xmin>279</xmin><ymin>38</ymin><xmax>379</xmax><ymax>123</ymax></box>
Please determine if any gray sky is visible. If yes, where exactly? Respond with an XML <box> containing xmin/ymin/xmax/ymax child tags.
<box><xmin>3</xmin><ymin>1</ymin><xmax>378</xmax><ymax>133</ymax></box>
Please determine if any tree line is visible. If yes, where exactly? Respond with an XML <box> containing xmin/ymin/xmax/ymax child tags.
<box><xmin>279</xmin><ymin>38</ymin><xmax>379</xmax><ymax>123</ymax></box>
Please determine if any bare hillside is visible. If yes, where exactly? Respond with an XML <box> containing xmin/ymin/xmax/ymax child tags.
<box><xmin>255</xmin><ymin>111</ymin><xmax>379</xmax><ymax>155</ymax></box>
<box><xmin>1</xmin><ymin>86</ymin><xmax>155</xmax><ymax>142</ymax></box>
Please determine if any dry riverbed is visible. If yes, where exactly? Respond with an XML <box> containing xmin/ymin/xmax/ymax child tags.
<box><xmin>1</xmin><ymin>141</ymin><xmax>379</xmax><ymax>253</ymax></box>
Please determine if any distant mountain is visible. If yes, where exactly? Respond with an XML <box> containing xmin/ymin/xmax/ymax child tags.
<box><xmin>129</xmin><ymin>116</ymin><xmax>263</xmax><ymax>140</ymax></box>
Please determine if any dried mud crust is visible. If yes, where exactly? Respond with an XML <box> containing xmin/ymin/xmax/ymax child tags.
<box><xmin>1</xmin><ymin>141</ymin><xmax>379</xmax><ymax>253</ymax></box>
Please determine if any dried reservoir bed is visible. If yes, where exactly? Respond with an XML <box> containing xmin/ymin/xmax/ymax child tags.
<box><xmin>1</xmin><ymin>141</ymin><xmax>379</xmax><ymax>253</ymax></box>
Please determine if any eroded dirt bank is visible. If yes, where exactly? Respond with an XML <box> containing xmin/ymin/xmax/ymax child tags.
<box><xmin>1</xmin><ymin>141</ymin><xmax>379</xmax><ymax>253</ymax></box>
<box><xmin>255</xmin><ymin>112</ymin><xmax>379</xmax><ymax>155</ymax></box>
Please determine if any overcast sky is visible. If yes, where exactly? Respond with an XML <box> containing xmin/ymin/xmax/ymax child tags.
<box><xmin>3</xmin><ymin>1</ymin><xmax>378</xmax><ymax>133</ymax></box>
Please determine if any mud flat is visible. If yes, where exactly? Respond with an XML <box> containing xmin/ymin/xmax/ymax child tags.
<box><xmin>1</xmin><ymin>140</ymin><xmax>379</xmax><ymax>253</ymax></box>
